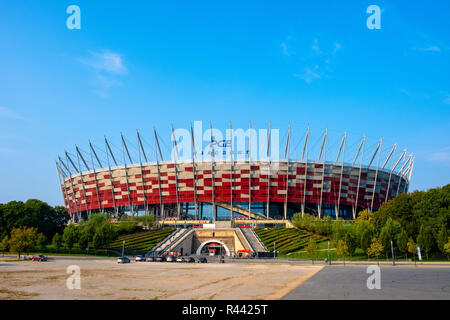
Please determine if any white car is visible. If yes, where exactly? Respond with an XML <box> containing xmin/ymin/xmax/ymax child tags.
<box><xmin>135</xmin><ymin>255</ymin><xmax>146</xmax><ymax>262</ymax></box>
<box><xmin>117</xmin><ymin>257</ymin><xmax>130</xmax><ymax>264</ymax></box>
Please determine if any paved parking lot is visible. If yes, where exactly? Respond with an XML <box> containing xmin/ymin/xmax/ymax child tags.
<box><xmin>0</xmin><ymin>256</ymin><xmax>322</xmax><ymax>300</ymax></box>
<box><xmin>283</xmin><ymin>265</ymin><xmax>450</xmax><ymax>300</ymax></box>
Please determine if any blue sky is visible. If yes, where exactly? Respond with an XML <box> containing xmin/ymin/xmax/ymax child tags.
<box><xmin>0</xmin><ymin>1</ymin><xmax>449</xmax><ymax>206</ymax></box>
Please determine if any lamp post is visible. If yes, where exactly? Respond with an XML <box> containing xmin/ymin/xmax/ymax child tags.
<box><xmin>121</xmin><ymin>240</ymin><xmax>125</xmax><ymax>257</ymax></box>
<box><xmin>328</xmin><ymin>241</ymin><xmax>331</xmax><ymax>265</ymax></box>
<box><xmin>273</xmin><ymin>241</ymin><xmax>276</xmax><ymax>258</ymax></box>
<box><xmin>220</xmin><ymin>240</ymin><xmax>224</xmax><ymax>263</ymax></box>
<box><xmin>391</xmin><ymin>240</ymin><xmax>395</xmax><ymax>266</ymax></box>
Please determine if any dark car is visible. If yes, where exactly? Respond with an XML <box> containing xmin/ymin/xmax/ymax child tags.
<box><xmin>31</xmin><ymin>254</ymin><xmax>47</xmax><ymax>262</ymax></box>
<box><xmin>197</xmin><ymin>257</ymin><xmax>207</xmax><ymax>263</ymax></box>
<box><xmin>146</xmin><ymin>256</ymin><xmax>155</xmax><ymax>262</ymax></box>
<box><xmin>117</xmin><ymin>257</ymin><xmax>130</xmax><ymax>264</ymax></box>
<box><xmin>185</xmin><ymin>257</ymin><xmax>195</xmax><ymax>263</ymax></box>
<box><xmin>155</xmin><ymin>256</ymin><xmax>166</xmax><ymax>262</ymax></box>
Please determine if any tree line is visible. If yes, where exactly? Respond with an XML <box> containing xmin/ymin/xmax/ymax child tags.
<box><xmin>294</xmin><ymin>183</ymin><xmax>450</xmax><ymax>261</ymax></box>
<box><xmin>0</xmin><ymin>199</ymin><xmax>156</xmax><ymax>258</ymax></box>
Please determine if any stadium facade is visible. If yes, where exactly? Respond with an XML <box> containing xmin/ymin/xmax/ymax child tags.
<box><xmin>56</xmin><ymin>123</ymin><xmax>414</xmax><ymax>222</ymax></box>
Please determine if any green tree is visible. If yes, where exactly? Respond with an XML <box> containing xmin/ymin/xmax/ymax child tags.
<box><xmin>53</xmin><ymin>206</ymin><xmax>71</xmax><ymax>230</ymax></box>
<box><xmin>320</xmin><ymin>216</ymin><xmax>333</xmax><ymax>236</ymax></box>
<box><xmin>407</xmin><ymin>237</ymin><xmax>416</xmax><ymax>261</ymax></box>
<box><xmin>93</xmin><ymin>222</ymin><xmax>118</xmax><ymax>249</ymax></box>
<box><xmin>417</xmin><ymin>225</ymin><xmax>435</xmax><ymax>259</ymax></box>
<box><xmin>436</xmin><ymin>227</ymin><xmax>448</xmax><ymax>255</ymax></box>
<box><xmin>379</xmin><ymin>218</ymin><xmax>402</xmax><ymax>255</ymax></box>
<box><xmin>52</xmin><ymin>233</ymin><xmax>62</xmax><ymax>249</ymax></box>
<box><xmin>80</xmin><ymin>222</ymin><xmax>96</xmax><ymax>242</ymax></box>
<box><xmin>344</xmin><ymin>230</ymin><xmax>357</xmax><ymax>256</ymax></box>
<box><xmin>336</xmin><ymin>240</ymin><xmax>349</xmax><ymax>266</ymax></box>
<box><xmin>397</xmin><ymin>229</ymin><xmax>409</xmax><ymax>259</ymax></box>
<box><xmin>292</xmin><ymin>213</ymin><xmax>315</xmax><ymax>232</ymax></box>
<box><xmin>443</xmin><ymin>238</ymin><xmax>450</xmax><ymax>260</ymax></box>
<box><xmin>9</xmin><ymin>227</ymin><xmax>38</xmax><ymax>259</ymax></box>
<box><xmin>0</xmin><ymin>201</ymin><xmax>27</xmax><ymax>239</ymax></box>
<box><xmin>78</xmin><ymin>231</ymin><xmax>90</xmax><ymax>252</ymax></box>
<box><xmin>412</xmin><ymin>186</ymin><xmax>450</xmax><ymax>238</ymax></box>
<box><xmin>374</xmin><ymin>193</ymin><xmax>413</xmax><ymax>233</ymax></box>
<box><xmin>355</xmin><ymin>220</ymin><xmax>374</xmax><ymax>256</ymax></box>
<box><xmin>0</xmin><ymin>200</ymin><xmax>69</xmax><ymax>240</ymax></box>
<box><xmin>62</xmin><ymin>224</ymin><xmax>79</xmax><ymax>250</ymax></box>
<box><xmin>332</xmin><ymin>220</ymin><xmax>348</xmax><ymax>241</ymax></box>
<box><xmin>292</xmin><ymin>214</ymin><xmax>332</xmax><ymax>236</ymax></box>
<box><xmin>36</xmin><ymin>233</ymin><xmax>47</xmax><ymax>251</ymax></box>
<box><xmin>367</xmin><ymin>237</ymin><xmax>384</xmax><ymax>265</ymax></box>
<box><xmin>118</xmin><ymin>216</ymin><xmax>139</xmax><ymax>234</ymax></box>
<box><xmin>138</xmin><ymin>214</ymin><xmax>155</xmax><ymax>230</ymax></box>
<box><xmin>305</xmin><ymin>238</ymin><xmax>319</xmax><ymax>264</ymax></box>
<box><xmin>355</xmin><ymin>209</ymin><xmax>375</xmax><ymax>225</ymax></box>
<box><xmin>87</xmin><ymin>213</ymin><xmax>109</xmax><ymax>227</ymax></box>
<box><xmin>0</xmin><ymin>236</ymin><xmax>9</xmax><ymax>256</ymax></box>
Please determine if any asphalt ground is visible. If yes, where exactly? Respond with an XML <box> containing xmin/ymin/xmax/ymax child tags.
<box><xmin>283</xmin><ymin>265</ymin><xmax>450</xmax><ymax>300</ymax></box>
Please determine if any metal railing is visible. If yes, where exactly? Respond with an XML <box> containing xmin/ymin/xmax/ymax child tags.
<box><xmin>249</xmin><ymin>227</ymin><xmax>269</xmax><ymax>252</ymax></box>
<box><xmin>146</xmin><ymin>228</ymin><xmax>180</xmax><ymax>256</ymax></box>
<box><xmin>148</xmin><ymin>227</ymin><xmax>192</xmax><ymax>257</ymax></box>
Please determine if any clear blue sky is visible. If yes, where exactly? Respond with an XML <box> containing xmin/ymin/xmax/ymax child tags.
<box><xmin>0</xmin><ymin>1</ymin><xmax>449</xmax><ymax>206</ymax></box>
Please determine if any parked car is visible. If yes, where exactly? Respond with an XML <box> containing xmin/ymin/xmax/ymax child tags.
<box><xmin>185</xmin><ymin>257</ymin><xmax>195</xmax><ymax>263</ymax></box>
<box><xmin>176</xmin><ymin>256</ymin><xmax>184</xmax><ymax>262</ymax></box>
<box><xmin>146</xmin><ymin>256</ymin><xmax>155</xmax><ymax>262</ymax></box>
<box><xmin>197</xmin><ymin>257</ymin><xmax>207</xmax><ymax>263</ymax></box>
<box><xmin>135</xmin><ymin>255</ymin><xmax>146</xmax><ymax>262</ymax></box>
<box><xmin>31</xmin><ymin>254</ymin><xmax>47</xmax><ymax>262</ymax></box>
<box><xmin>117</xmin><ymin>257</ymin><xmax>130</xmax><ymax>264</ymax></box>
<box><xmin>155</xmin><ymin>256</ymin><xmax>166</xmax><ymax>262</ymax></box>
<box><xmin>166</xmin><ymin>256</ymin><xmax>176</xmax><ymax>262</ymax></box>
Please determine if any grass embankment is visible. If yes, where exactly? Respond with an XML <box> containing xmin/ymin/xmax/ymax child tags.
<box><xmin>255</xmin><ymin>227</ymin><xmax>450</xmax><ymax>262</ymax></box>
<box><xmin>19</xmin><ymin>228</ymin><xmax>176</xmax><ymax>257</ymax></box>
<box><xmin>254</xmin><ymin>227</ymin><xmax>328</xmax><ymax>257</ymax></box>
<box><xmin>108</xmin><ymin>228</ymin><xmax>175</xmax><ymax>255</ymax></box>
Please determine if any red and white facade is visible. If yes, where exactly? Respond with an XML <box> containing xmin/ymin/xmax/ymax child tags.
<box><xmin>57</xmin><ymin>159</ymin><xmax>411</xmax><ymax>221</ymax></box>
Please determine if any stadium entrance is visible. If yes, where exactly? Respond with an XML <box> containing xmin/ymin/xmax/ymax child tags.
<box><xmin>197</xmin><ymin>240</ymin><xmax>230</xmax><ymax>256</ymax></box>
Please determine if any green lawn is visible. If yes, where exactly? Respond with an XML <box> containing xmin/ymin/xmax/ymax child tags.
<box><xmin>254</xmin><ymin>227</ymin><xmax>329</xmax><ymax>255</ymax></box>
<box><xmin>24</xmin><ymin>228</ymin><xmax>176</xmax><ymax>257</ymax></box>
<box><xmin>108</xmin><ymin>228</ymin><xmax>175</xmax><ymax>255</ymax></box>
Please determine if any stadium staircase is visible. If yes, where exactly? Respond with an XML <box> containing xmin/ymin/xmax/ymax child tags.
<box><xmin>146</xmin><ymin>227</ymin><xmax>192</xmax><ymax>257</ymax></box>
<box><xmin>216</xmin><ymin>202</ymin><xmax>268</xmax><ymax>220</ymax></box>
<box><xmin>239</xmin><ymin>227</ymin><xmax>270</xmax><ymax>257</ymax></box>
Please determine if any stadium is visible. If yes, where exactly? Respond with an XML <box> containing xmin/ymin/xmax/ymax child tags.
<box><xmin>56</xmin><ymin>123</ymin><xmax>414</xmax><ymax>224</ymax></box>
